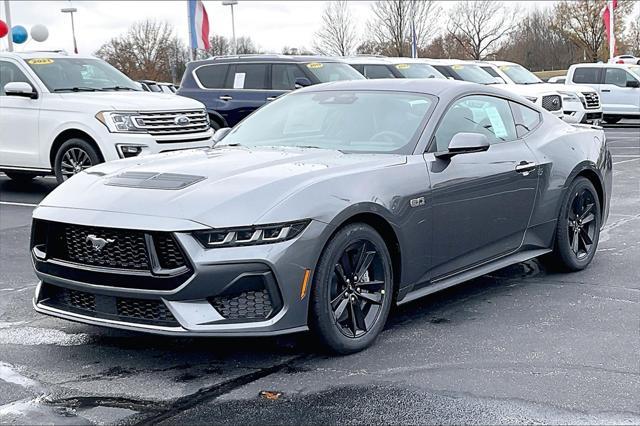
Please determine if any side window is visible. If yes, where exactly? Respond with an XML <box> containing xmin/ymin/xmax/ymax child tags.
<box><xmin>433</xmin><ymin>95</ymin><xmax>517</xmax><ymax>152</ymax></box>
<box><xmin>0</xmin><ymin>61</ymin><xmax>32</xmax><ymax>95</ymax></box>
<box><xmin>604</xmin><ymin>68</ymin><xmax>628</xmax><ymax>87</ymax></box>
<box><xmin>225</xmin><ymin>63</ymin><xmax>268</xmax><ymax>89</ymax></box>
<box><xmin>364</xmin><ymin>65</ymin><xmax>395</xmax><ymax>79</ymax></box>
<box><xmin>194</xmin><ymin>64</ymin><xmax>229</xmax><ymax>89</ymax></box>
<box><xmin>271</xmin><ymin>64</ymin><xmax>307</xmax><ymax>90</ymax></box>
<box><xmin>350</xmin><ymin>64</ymin><xmax>365</xmax><ymax>75</ymax></box>
<box><xmin>573</xmin><ymin>67</ymin><xmax>601</xmax><ymax>84</ymax></box>
<box><xmin>510</xmin><ymin>101</ymin><xmax>541</xmax><ymax>138</ymax></box>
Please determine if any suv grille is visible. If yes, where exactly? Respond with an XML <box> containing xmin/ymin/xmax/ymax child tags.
<box><xmin>541</xmin><ymin>95</ymin><xmax>562</xmax><ymax>112</ymax></box>
<box><xmin>134</xmin><ymin>110</ymin><xmax>210</xmax><ymax>137</ymax></box>
<box><xmin>581</xmin><ymin>92</ymin><xmax>600</xmax><ymax>109</ymax></box>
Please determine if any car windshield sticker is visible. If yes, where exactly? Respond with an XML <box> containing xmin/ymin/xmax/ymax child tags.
<box><xmin>451</xmin><ymin>64</ymin><xmax>464</xmax><ymax>70</ymax></box>
<box><xmin>396</xmin><ymin>64</ymin><xmax>410</xmax><ymax>69</ymax></box>
<box><xmin>233</xmin><ymin>73</ymin><xmax>246</xmax><ymax>89</ymax></box>
<box><xmin>500</xmin><ymin>66</ymin><xmax>511</xmax><ymax>71</ymax></box>
<box><xmin>307</xmin><ymin>62</ymin><xmax>324</xmax><ymax>69</ymax></box>
<box><xmin>485</xmin><ymin>106</ymin><xmax>508</xmax><ymax>138</ymax></box>
<box><xmin>27</xmin><ymin>58</ymin><xmax>54</xmax><ymax>65</ymax></box>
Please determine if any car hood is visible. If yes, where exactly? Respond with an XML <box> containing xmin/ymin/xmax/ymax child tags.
<box><xmin>532</xmin><ymin>82</ymin><xmax>596</xmax><ymax>95</ymax></box>
<box><xmin>54</xmin><ymin>91</ymin><xmax>205</xmax><ymax>111</ymax></box>
<box><xmin>497</xmin><ymin>84</ymin><xmax>557</xmax><ymax>96</ymax></box>
<box><xmin>39</xmin><ymin>147</ymin><xmax>406</xmax><ymax>228</ymax></box>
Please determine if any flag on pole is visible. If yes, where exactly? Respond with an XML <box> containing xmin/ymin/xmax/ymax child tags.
<box><xmin>188</xmin><ymin>0</ymin><xmax>210</xmax><ymax>51</ymax></box>
<box><xmin>410</xmin><ymin>18</ymin><xmax>418</xmax><ymax>58</ymax></box>
<box><xmin>601</xmin><ymin>0</ymin><xmax>617</xmax><ymax>59</ymax></box>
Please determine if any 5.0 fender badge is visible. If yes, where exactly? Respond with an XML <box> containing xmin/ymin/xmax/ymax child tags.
<box><xmin>410</xmin><ymin>197</ymin><xmax>426</xmax><ymax>208</ymax></box>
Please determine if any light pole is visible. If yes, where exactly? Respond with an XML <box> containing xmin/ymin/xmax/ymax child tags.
<box><xmin>222</xmin><ymin>0</ymin><xmax>238</xmax><ymax>55</ymax></box>
<box><xmin>61</xmin><ymin>7</ymin><xmax>78</xmax><ymax>54</ymax></box>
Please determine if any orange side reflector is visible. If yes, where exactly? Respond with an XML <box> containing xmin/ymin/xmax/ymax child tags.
<box><xmin>300</xmin><ymin>269</ymin><xmax>311</xmax><ymax>300</ymax></box>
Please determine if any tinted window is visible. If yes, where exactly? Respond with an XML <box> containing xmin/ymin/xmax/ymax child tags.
<box><xmin>510</xmin><ymin>101</ymin><xmax>541</xmax><ymax>138</ymax></box>
<box><xmin>224</xmin><ymin>63</ymin><xmax>268</xmax><ymax>89</ymax></box>
<box><xmin>195</xmin><ymin>64</ymin><xmax>228</xmax><ymax>88</ymax></box>
<box><xmin>573</xmin><ymin>67</ymin><xmax>601</xmax><ymax>84</ymax></box>
<box><xmin>433</xmin><ymin>95</ymin><xmax>517</xmax><ymax>152</ymax></box>
<box><xmin>448</xmin><ymin>64</ymin><xmax>496</xmax><ymax>84</ymax></box>
<box><xmin>433</xmin><ymin>65</ymin><xmax>454</xmax><ymax>79</ymax></box>
<box><xmin>0</xmin><ymin>61</ymin><xmax>32</xmax><ymax>95</ymax></box>
<box><xmin>604</xmin><ymin>68</ymin><xmax>637</xmax><ymax>87</ymax></box>
<box><xmin>394</xmin><ymin>63</ymin><xmax>443</xmax><ymax>79</ymax></box>
<box><xmin>364</xmin><ymin>65</ymin><xmax>395</xmax><ymax>79</ymax></box>
<box><xmin>480</xmin><ymin>66</ymin><xmax>507</xmax><ymax>83</ymax></box>
<box><xmin>303</xmin><ymin>62</ymin><xmax>364</xmax><ymax>82</ymax></box>
<box><xmin>272</xmin><ymin>63</ymin><xmax>307</xmax><ymax>90</ymax></box>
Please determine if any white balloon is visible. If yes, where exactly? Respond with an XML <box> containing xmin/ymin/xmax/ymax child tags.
<box><xmin>30</xmin><ymin>24</ymin><xmax>48</xmax><ymax>42</ymax></box>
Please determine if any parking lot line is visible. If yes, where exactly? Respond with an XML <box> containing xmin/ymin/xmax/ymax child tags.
<box><xmin>612</xmin><ymin>157</ymin><xmax>640</xmax><ymax>165</ymax></box>
<box><xmin>0</xmin><ymin>201</ymin><xmax>38</xmax><ymax>207</ymax></box>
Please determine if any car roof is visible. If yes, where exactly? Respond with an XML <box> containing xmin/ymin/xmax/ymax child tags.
<box><xmin>296</xmin><ymin>77</ymin><xmax>478</xmax><ymax>96</ymax></box>
<box><xmin>422</xmin><ymin>58</ymin><xmax>476</xmax><ymax>66</ymax></box>
<box><xmin>189</xmin><ymin>54</ymin><xmax>347</xmax><ymax>66</ymax></box>
<box><xmin>0</xmin><ymin>51</ymin><xmax>97</xmax><ymax>60</ymax></box>
<box><xmin>344</xmin><ymin>56</ymin><xmax>392</xmax><ymax>65</ymax></box>
<box><xmin>571</xmin><ymin>63</ymin><xmax>630</xmax><ymax>69</ymax></box>
<box><xmin>487</xmin><ymin>60</ymin><xmax>519</xmax><ymax>67</ymax></box>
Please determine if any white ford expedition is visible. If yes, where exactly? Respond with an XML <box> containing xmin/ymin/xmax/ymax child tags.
<box><xmin>0</xmin><ymin>52</ymin><xmax>214</xmax><ymax>183</ymax></box>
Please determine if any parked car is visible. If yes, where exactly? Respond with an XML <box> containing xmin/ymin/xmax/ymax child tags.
<box><xmin>32</xmin><ymin>79</ymin><xmax>611</xmax><ymax>354</ymax></box>
<box><xmin>178</xmin><ymin>54</ymin><xmax>365</xmax><ymax>129</ymax></box>
<box><xmin>0</xmin><ymin>52</ymin><xmax>213</xmax><ymax>183</ymax></box>
<box><xmin>566</xmin><ymin>63</ymin><xmax>640</xmax><ymax>124</ymax></box>
<box><xmin>347</xmin><ymin>56</ymin><xmax>445</xmax><ymax>79</ymax></box>
<box><xmin>424</xmin><ymin>59</ymin><xmax>565</xmax><ymax>119</ymax></box>
<box><xmin>137</xmin><ymin>80</ymin><xmax>162</xmax><ymax>92</ymax></box>
<box><xmin>476</xmin><ymin>61</ymin><xmax>602</xmax><ymax>125</ymax></box>
<box><xmin>609</xmin><ymin>55</ymin><xmax>640</xmax><ymax>65</ymax></box>
<box><xmin>548</xmin><ymin>76</ymin><xmax>566</xmax><ymax>84</ymax></box>
<box><xmin>158</xmin><ymin>82</ymin><xmax>177</xmax><ymax>94</ymax></box>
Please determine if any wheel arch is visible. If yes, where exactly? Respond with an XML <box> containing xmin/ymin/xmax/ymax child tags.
<box><xmin>207</xmin><ymin>110</ymin><xmax>227</xmax><ymax>129</ymax></box>
<box><xmin>50</xmin><ymin>129</ymin><xmax>104</xmax><ymax>168</ymax></box>
<box><xmin>574</xmin><ymin>168</ymin><xmax>605</xmax><ymax>215</ymax></box>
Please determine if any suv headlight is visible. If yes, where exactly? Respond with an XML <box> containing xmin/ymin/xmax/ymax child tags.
<box><xmin>96</xmin><ymin>111</ymin><xmax>146</xmax><ymax>133</ymax></box>
<box><xmin>557</xmin><ymin>91</ymin><xmax>579</xmax><ymax>102</ymax></box>
<box><xmin>194</xmin><ymin>220</ymin><xmax>310</xmax><ymax>248</ymax></box>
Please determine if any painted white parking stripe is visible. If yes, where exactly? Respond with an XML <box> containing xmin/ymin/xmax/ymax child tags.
<box><xmin>613</xmin><ymin>158</ymin><xmax>640</xmax><ymax>165</ymax></box>
<box><xmin>0</xmin><ymin>201</ymin><xmax>38</xmax><ymax>207</ymax></box>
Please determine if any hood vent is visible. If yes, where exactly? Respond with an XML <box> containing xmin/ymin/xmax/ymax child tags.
<box><xmin>105</xmin><ymin>172</ymin><xmax>205</xmax><ymax>190</ymax></box>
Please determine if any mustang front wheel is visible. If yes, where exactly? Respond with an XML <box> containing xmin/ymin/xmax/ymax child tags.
<box><xmin>309</xmin><ymin>223</ymin><xmax>393</xmax><ymax>354</ymax></box>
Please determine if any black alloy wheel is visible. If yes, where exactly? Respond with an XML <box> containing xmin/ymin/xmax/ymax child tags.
<box><xmin>54</xmin><ymin>138</ymin><xmax>102</xmax><ymax>184</ymax></box>
<box><xmin>567</xmin><ymin>188</ymin><xmax>597</xmax><ymax>260</ymax></box>
<box><xmin>310</xmin><ymin>223</ymin><xmax>393</xmax><ymax>354</ymax></box>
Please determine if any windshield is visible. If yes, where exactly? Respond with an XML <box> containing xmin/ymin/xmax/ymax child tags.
<box><xmin>26</xmin><ymin>57</ymin><xmax>140</xmax><ymax>92</ymax></box>
<box><xmin>628</xmin><ymin>66</ymin><xmax>640</xmax><ymax>78</ymax></box>
<box><xmin>498</xmin><ymin>64</ymin><xmax>542</xmax><ymax>84</ymax></box>
<box><xmin>449</xmin><ymin>64</ymin><xmax>497</xmax><ymax>84</ymax></box>
<box><xmin>220</xmin><ymin>90</ymin><xmax>434</xmax><ymax>154</ymax></box>
<box><xmin>393</xmin><ymin>63</ymin><xmax>444</xmax><ymax>79</ymax></box>
<box><xmin>304</xmin><ymin>62</ymin><xmax>365</xmax><ymax>82</ymax></box>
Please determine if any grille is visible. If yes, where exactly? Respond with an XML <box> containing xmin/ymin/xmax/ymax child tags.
<box><xmin>62</xmin><ymin>288</ymin><xmax>96</xmax><ymax>311</ymax></box>
<box><xmin>134</xmin><ymin>110</ymin><xmax>210</xmax><ymax>137</ymax></box>
<box><xmin>62</xmin><ymin>224</ymin><xmax>150</xmax><ymax>270</ymax></box>
<box><xmin>153</xmin><ymin>234</ymin><xmax>186</xmax><ymax>270</ymax></box>
<box><xmin>541</xmin><ymin>95</ymin><xmax>562</xmax><ymax>112</ymax></box>
<box><xmin>116</xmin><ymin>298</ymin><xmax>177</xmax><ymax>324</ymax></box>
<box><xmin>210</xmin><ymin>289</ymin><xmax>273</xmax><ymax>321</ymax></box>
<box><xmin>581</xmin><ymin>92</ymin><xmax>600</xmax><ymax>109</ymax></box>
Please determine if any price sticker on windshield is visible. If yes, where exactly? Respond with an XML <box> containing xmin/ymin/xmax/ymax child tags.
<box><xmin>451</xmin><ymin>64</ymin><xmax>464</xmax><ymax>70</ymax></box>
<box><xmin>395</xmin><ymin>64</ymin><xmax>410</xmax><ymax>70</ymax></box>
<box><xmin>28</xmin><ymin>58</ymin><xmax>54</xmax><ymax>65</ymax></box>
<box><xmin>306</xmin><ymin>62</ymin><xmax>324</xmax><ymax>69</ymax></box>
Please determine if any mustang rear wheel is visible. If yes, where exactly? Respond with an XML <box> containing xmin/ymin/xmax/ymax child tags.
<box><xmin>309</xmin><ymin>223</ymin><xmax>393</xmax><ymax>354</ymax></box>
<box><xmin>550</xmin><ymin>177</ymin><xmax>601</xmax><ymax>271</ymax></box>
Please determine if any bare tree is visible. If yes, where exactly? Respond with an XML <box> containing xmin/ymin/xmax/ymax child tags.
<box><xmin>421</xmin><ymin>33</ymin><xmax>472</xmax><ymax>60</ymax></box>
<box><xmin>207</xmin><ymin>34</ymin><xmax>232</xmax><ymax>56</ymax></box>
<box><xmin>313</xmin><ymin>1</ymin><xmax>358</xmax><ymax>56</ymax></box>
<box><xmin>366</xmin><ymin>0</ymin><xmax>441</xmax><ymax>57</ymax></box>
<box><xmin>282</xmin><ymin>46</ymin><xmax>315</xmax><ymax>55</ymax></box>
<box><xmin>446</xmin><ymin>0</ymin><xmax>517</xmax><ymax>60</ymax></box>
<box><xmin>236</xmin><ymin>36</ymin><xmax>260</xmax><ymax>54</ymax></box>
<box><xmin>624</xmin><ymin>15</ymin><xmax>640</xmax><ymax>57</ymax></box>
<box><xmin>95</xmin><ymin>20</ymin><xmax>188</xmax><ymax>83</ymax></box>
<box><xmin>552</xmin><ymin>0</ymin><xmax>635</xmax><ymax>62</ymax></box>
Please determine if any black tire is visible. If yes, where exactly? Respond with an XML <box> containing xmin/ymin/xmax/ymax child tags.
<box><xmin>309</xmin><ymin>223</ymin><xmax>394</xmax><ymax>354</ymax></box>
<box><xmin>548</xmin><ymin>177</ymin><xmax>601</xmax><ymax>272</ymax></box>
<box><xmin>3</xmin><ymin>171</ymin><xmax>38</xmax><ymax>183</ymax></box>
<box><xmin>54</xmin><ymin>138</ymin><xmax>102</xmax><ymax>184</ymax></box>
<box><xmin>603</xmin><ymin>116</ymin><xmax>621</xmax><ymax>124</ymax></box>
<box><xmin>209</xmin><ymin>115</ymin><xmax>222</xmax><ymax>130</ymax></box>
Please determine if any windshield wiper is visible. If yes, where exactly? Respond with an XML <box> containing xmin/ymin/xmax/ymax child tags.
<box><xmin>101</xmin><ymin>86</ymin><xmax>138</xmax><ymax>91</ymax></box>
<box><xmin>53</xmin><ymin>87</ymin><xmax>102</xmax><ymax>92</ymax></box>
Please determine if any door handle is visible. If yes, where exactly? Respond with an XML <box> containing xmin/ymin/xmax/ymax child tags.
<box><xmin>219</xmin><ymin>95</ymin><xmax>233</xmax><ymax>101</ymax></box>
<box><xmin>601</xmin><ymin>89</ymin><xmax>611</xmax><ymax>92</ymax></box>
<box><xmin>515</xmin><ymin>161</ymin><xmax>537</xmax><ymax>174</ymax></box>
<box><xmin>266</xmin><ymin>96</ymin><xmax>278</xmax><ymax>101</ymax></box>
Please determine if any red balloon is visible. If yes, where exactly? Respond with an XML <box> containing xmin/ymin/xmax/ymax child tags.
<box><xmin>0</xmin><ymin>20</ymin><xmax>8</xmax><ymax>38</ymax></box>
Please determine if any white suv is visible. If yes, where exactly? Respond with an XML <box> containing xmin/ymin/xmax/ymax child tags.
<box><xmin>0</xmin><ymin>52</ymin><xmax>214</xmax><ymax>183</ymax></box>
<box><xmin>566</xmin><ymin>63</ymin><xmax>640</xmax><ymax>124</ymax></box>
<box><xmin>477</xmin><ymin>61</ymin><xmax>603</xmax><ymax>125</ymax></box>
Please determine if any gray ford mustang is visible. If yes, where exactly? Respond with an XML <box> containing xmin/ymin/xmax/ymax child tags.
<box><xmin>31</xmin><ymin>79</ymin><xmax>612</xmax><ymax>353</ymax></box>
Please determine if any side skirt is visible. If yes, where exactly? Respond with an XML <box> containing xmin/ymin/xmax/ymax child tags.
<box><xmin>397</xmin><ymin>248</ymin><xmax>551</xmax><ymax>305</ymax></box>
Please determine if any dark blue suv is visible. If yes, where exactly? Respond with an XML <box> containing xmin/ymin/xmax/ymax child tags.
<box><xmin>178</xmin><ymin>55</ymin><xmax>365</xmax><ymax>129</ymax></box>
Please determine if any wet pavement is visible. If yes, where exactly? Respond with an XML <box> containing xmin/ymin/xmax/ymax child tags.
<box><xmin>0</xmin><ymin>122</ymin><xmax>638</xmax><ymax>424</ymax></box>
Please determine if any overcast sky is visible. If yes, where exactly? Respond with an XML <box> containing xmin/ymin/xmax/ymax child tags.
<box><xmin>2</xmin><ymin>1</ymin><xmax>639</xmax><ymax>55</ymax></box>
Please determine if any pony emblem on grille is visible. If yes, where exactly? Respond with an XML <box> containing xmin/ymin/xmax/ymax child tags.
<box><xmin>86</xmin><ymin>234</ymin><xmax>115</xmax><ymax>253</ymax></box>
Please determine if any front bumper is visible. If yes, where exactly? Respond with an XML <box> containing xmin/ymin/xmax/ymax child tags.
<box><xmin>31</xmin><ymin>209</ymin><xmax>328</xmax><ymax>336</ymax></box>
<box><xmin>560</xmin><ymin>99</ymin><xmax>603</xmax><ymax>124</ymax></box>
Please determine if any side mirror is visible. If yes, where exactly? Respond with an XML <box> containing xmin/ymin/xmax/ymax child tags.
<box><xmin>435</xmin><ymin>133</ymin><xmax>490</xmax><ymax>159</ymax></box>
<box><xmin>212</xmin><ymin>127</ymin><xmax>232</xmax><ymax>144</ymax></box>
<box><xmin>626</xmin><ymin>80</ymin><xmax>640</xmax><ymax>88</ymax></box>
<box><xmin>294</xmin><ymin>77</ymin><xmax>312</xmax><ymax>89</ymax></box>
<box><xmin>4</xmin><ymin>82</ymin><xmax>38</xmax><ymax>99</ymax></box>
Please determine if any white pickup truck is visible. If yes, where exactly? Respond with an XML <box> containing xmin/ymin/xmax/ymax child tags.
<box><xmin>566</xmin><ymin>63</ymin><xmax>640</xmax><ymax>124</ymax></box>
<box><xmin>0</xmin><ymin>51</ymin><xmax>214</xmax><ymax>183</ymax></box>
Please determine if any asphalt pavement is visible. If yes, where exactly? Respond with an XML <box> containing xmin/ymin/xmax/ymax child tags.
<box><xmin>0</xmin><ymin>121</ymin><xmax>638</xmax><ymax>424</ymax></box>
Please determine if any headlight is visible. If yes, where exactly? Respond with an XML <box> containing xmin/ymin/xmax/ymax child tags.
<box><xmin>194</xmin><ymin>220</ymin><xmax>310</xmax><ymax>248</ymax></box>
<box><xmin>96</xmin><ymin>111</ymin><xmax>146</xmax><ymax>133</ymax></box>
<box><xmin>557</xmin><ymin>91</ymin><xmax>579</xmax><ymax>102</ymax></box>
<box><xmin>524</xmin><ymin>96</ymin><xmax>538</xmax><ymax>103</ymax></box>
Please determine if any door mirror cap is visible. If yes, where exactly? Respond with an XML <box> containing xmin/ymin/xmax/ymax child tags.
<box><xmin>4</xmin><ymin>82</ymin><xmax>38</xmax><ymax>99</ymax></box>
<box><xmin>626</xmin><ymin>80</ymin><xmax>640</xmax><ymax>88</ymax></box>
<box><xmin>212</xmin><ymin>127</ymin><xmax>232</xmax><ymax>145</ymax></box>
<box><xmin>294</xmin><ymin>77</ymin><xmax>312</xmax><ymax>89</ymax></box>
<box><xmin>435</xmin><ymin>133</ymin><xmax>490</xmax><ymax>159</ymax></box>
